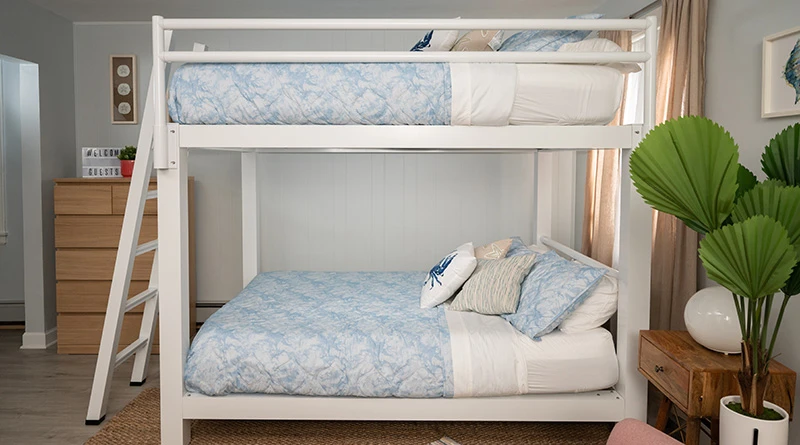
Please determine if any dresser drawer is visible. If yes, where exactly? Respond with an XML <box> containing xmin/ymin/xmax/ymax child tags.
<box><xmin>57</xmin><ymin>280</ymin><xmax>150</xmax><ymax>313</ymax></box>
<box><xmin>54</xmin><ymin>185</ymin><xmax>112</xmax><ymax>215</ymax></box>
<box><xmin>57</xmin><ymin>313</ymin><xmax>159</xmax><ymax>354</ymax></box>
<box><xmin>56</xmin><ymin>249</ymin><xmax>155</xmax><ymax>281</ymax></box>
<box><xmin>640</xmin><ymin>338</ymin><xmax>690</xmax><ymax>408</ymax></box>
<box><xmin>112</xmin><ymin>184</ymin><xmax>158</xmax><ymax>215</ymax></box>
<box><xmin>55</xmin><ymin>215</ymin><xmax>157</xmax><ymax>248</ymax></box>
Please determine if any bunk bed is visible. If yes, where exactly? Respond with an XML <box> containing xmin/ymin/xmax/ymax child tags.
<box><xmin>89</xmin><ymin>16</ymin><xmax>658</xmax><ymax>444</ymax></box>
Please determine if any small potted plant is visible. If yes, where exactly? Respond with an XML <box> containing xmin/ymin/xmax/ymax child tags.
<box><xmin>118</xmin><ymin>145</ymin><xmax>137</xmax><ymax>177</ymax></box>
<box><xmin>630</xmin><ymin>118</ymin><xmax>799</xmax><ymax>445</ymax></box>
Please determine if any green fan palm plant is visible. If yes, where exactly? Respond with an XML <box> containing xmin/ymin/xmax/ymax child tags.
<box><xmin>630</xmin><ymin>118</ymin><xmax>800</xmax><ymax>419</ymax></box>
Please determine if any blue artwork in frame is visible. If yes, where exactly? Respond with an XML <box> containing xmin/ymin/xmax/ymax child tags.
<box><xmin>763</xmin><ymin>27</ymin><xmax>800</xmax><ymax>118</ymax></box>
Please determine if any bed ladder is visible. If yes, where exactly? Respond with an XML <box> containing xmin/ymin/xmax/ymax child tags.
<box><xmin>85</xmin><ymin>32</ymin><xmax>174</xmax><ymax>426</ymax></box>
<box><xmin>84</xmin><ymin>103</ymin><xmax>160</xmax><ymax>426</ymax></box>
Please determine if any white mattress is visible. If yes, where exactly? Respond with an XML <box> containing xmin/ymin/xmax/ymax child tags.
<box><xmin>446</xmin><ymin>308</ymin><xmax>619</xmax><ymax>397</ymax></box>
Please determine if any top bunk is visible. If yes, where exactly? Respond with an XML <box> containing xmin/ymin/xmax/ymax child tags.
<box><xmin>151</xmin><ymin>16</ymin><xmax>657</xmax><ymax>154</ymax></box>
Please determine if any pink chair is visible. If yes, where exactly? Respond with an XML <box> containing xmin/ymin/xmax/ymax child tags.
<box><xmin>607</xmin><ymin>419</ymin><xmax>682</xmax><ymax>445</ymax></box>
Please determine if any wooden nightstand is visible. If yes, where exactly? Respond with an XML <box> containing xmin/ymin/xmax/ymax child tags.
<box><xmin>639</xmin><ymin>330</ymin><xmax>796</xmax><ymax>445</ymax></box>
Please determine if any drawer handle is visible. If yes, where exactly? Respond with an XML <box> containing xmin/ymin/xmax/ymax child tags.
<box><xmin>654</xmin><ymin>365</ymin><xmax>664</xmax><ymax>373</ymax></box>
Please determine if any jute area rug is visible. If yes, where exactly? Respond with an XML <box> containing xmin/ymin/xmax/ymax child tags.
<box><xmin>86</xmin><ymin>389</ymin><xmax>613</xmax><ymax>445</ymax></box>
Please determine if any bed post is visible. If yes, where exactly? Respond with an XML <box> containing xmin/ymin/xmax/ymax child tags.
<box><xmin>154</xmin><ymin>16</ymin><xmax>191</xmax><ymax>444</ymax></box>
<box><xmin>241</xmin><ymin>151</ymin><xmax>260</xmax><ymax>286</ymax></box>
<box><xmin>158</xmin><ymin>127</ymin><xmax>191</xmax><ymax>444</ymax></box>
<box><xmin>615</xmin><ymin>15</ymin><xmax>657</xmax><ymax>421</ymax></box>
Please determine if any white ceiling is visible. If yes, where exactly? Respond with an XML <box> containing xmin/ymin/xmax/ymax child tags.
<box><xmin>24</xmin><ymin>0</ymin><xmax>636</xmax><ymax>22</ymax></box>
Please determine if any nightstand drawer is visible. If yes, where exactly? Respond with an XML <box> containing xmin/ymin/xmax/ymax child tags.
<box><xmin>640</xmin><ymin>338</ymin><xmax>690</xmax><ymax>408</ymax></box>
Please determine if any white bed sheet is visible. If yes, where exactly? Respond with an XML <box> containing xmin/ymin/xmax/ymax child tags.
<box><xmin>509</xmin><ymin>65</ymin><xmax>624</xmax><ymax>126</ymax></box>
<box><xmin>449</xmin><ymin>63</ymin><xmax>624</xmax><ymax>127</ymax></box>
<box><xmin>446</xmin><ymin>308</ymin><xmax>619</xmax><ymax>397</ymax></box>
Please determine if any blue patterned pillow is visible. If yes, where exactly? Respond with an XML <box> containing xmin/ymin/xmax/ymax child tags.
<box><xmin>498</xmin><ymin>13</ymin><xmax>603</xmax><ymax>52</ymax></box>
<box><xmin>506</xmin><ymin>236</ymin><xmax>535</xmax><ymax>257</ymax></box>
<box><xmin>502</xmin><ymin>250</ymin><xmax>605</xmax><ymax>339</ymax></box>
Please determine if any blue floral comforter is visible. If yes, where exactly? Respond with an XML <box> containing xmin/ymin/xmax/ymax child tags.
<box><xmin>184</xmin><ymin>271</ymin><xmax>455</xmax><ymax>397</ymax></box>
<box><xmin>168</xmin><ymin>63</ymin><xmax>452</xmax><ymax>125</ymax></box>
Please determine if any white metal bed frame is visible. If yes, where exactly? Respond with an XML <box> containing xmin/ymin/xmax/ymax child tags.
<box><xmin>143</xmin><ymin>16</ymin><xmax>656</xmax><ymax>444</ymax></box>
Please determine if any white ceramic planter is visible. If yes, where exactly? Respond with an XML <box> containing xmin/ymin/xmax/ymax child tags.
<box><xmin>719</xmin><ymin>395</ymin><xmax>789</xmax><ymax>445</ymax></box>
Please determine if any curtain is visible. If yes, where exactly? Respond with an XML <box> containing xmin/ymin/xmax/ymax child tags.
<box><xmin>650</xmin><ymin>0</ymin><xmax>707</xmax><ymax>330</ymax></box>
<box><xmin>582</xmin><ymin>0</ymin><xmax>708</xmax><ymax>330</ymax></box>
<box><xmin>581</xmin><ymin>31</ymin><xmax>631</xmax><ymax>267</ymax></box>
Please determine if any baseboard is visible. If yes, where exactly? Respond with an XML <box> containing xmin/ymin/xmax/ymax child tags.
<box><xmin>0</xmin><ymin>303</ymin><xmax>25</xmax><ymax>322</ymax></box>
<box><xmin>20</xmin><ymin>326</ymin><xmax>57</xmax><ymax>349</ymax></box>
<box><xmin>196</xmin><ymin>303</ymin><xmax>224</xmax><ymax>323</ymax></box>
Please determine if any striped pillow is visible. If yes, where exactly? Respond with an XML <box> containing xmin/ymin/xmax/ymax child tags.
<box><xmin>449</xmin><ymin>255</ymin><xmax>537</xmax><ymax>315</ymax></box>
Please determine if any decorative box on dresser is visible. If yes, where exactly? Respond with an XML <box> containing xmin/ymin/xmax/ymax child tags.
<box><xmin>54</xmin><ymin>177</ymin><xmax>196</xmax><ymax>354</ymax></box>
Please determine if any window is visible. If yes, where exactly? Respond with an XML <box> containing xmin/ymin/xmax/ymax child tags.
<box><xmin>622</xmin><ymin>34</ymin><xmax>646</xmax><ymax>125</ymax></box>
<box><xmin>622</xmin><ymin>6</ymin><xmax>662</xmax><ymax>126</ymax></box>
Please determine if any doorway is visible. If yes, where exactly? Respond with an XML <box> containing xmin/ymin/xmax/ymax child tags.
<box><xmin>0</xmin><ymin>54</ymin><xmax>46</xmax><ymax>348</ymax></box>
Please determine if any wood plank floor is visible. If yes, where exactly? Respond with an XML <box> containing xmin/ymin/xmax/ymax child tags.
<box><xmin>0</xmin><ymin>329</ymin><xmax>160</xmax><ymax>445</ymax></box>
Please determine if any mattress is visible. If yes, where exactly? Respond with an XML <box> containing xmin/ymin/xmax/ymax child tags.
<box><xmin>185</xmin><ymin>271</ymin><xmax>619</xmax><ymax>398</ymax></box>
<box><xmin>168</xmin><ymin>62</ymin><xmax>623</xmax><ymax>126</ymax></box>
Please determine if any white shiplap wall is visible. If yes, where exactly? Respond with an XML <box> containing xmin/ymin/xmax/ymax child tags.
<box><xmin>257</xmin><ymin>153</ymin><xmax>536</xmax><ymax>273</ymax></box>
<box><xmin>74</xmin><ymin>24</ymin><xmax>571</xmax><ymax>307</ymax></box>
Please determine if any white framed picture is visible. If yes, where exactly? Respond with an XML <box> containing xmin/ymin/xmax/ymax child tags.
<box><xmin>762</xmin><ymin>26</ymin><xmax>800</xmax><ymax>118</ymax></box>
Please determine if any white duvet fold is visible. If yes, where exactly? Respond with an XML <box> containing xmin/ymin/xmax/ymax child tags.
<box><xmin>450</xmin><ymin>63</ymin><xmax>518</xmax><ymax>126</ymax></box>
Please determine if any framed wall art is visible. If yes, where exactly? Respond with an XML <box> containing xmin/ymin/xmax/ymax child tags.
<box><xmin>762</xmin><ymin>26</ymin><xmax>800</xmax><ymax>118</ymax></box>
<box><xmin>110</xmin><ymin>55</ymin><xmax>137</xmax><ymax>124</ymax></box>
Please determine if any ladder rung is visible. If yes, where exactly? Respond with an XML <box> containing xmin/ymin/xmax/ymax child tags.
<box><xmin>136</xmin><ymin>240</ymin><xmax>158</xmax><ymax>256</ymax></box>
<box><xmin>125</xmin><ymin>288</ymin><xmax>158</xmax><ymax>313</ymax></box>
<box><xmin>114</xmin><ymin>337</ymin><xmax>149</xmax><ymax>368</ymax></box>
<box><xmin>146</xmin><ymin>190</ymin><xmax>157</xmax><ymax>200</ymax></box>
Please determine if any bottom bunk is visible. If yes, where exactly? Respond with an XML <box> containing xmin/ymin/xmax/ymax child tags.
<box><xmin>185</xmin><ymin>269</ymin><xmax>620</xmax><ymax>409</ymax></box>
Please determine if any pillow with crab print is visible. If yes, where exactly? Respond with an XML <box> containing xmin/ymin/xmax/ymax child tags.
<box><xmin>411</xmin><ymin>20</ymin><xmax>461</xmax><ymax>52</ymax></box>
<box><xmin>420</xmin><ymin>242</ymin><xmax>477</xmax><ymax>309</ymax></box>
<box><xmin>502</xmin><ymin>250</ymin><xmax>605</xmax><ymax>339</ymax></box>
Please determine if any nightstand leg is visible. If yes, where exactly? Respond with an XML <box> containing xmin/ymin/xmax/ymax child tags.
<box><xmin>711</xmin><ymin>417</ymin><xmax>720</xmax><ymax>444</ymax></box>
<box><xmin>685</xmin><ymin>417</ymin><xmax>701</xmax><ymax>445</ymax></box>
<box><xmin>655</xmin><ymin>396</ymin><xmax>672</xmax><ymax>430</ymax></box>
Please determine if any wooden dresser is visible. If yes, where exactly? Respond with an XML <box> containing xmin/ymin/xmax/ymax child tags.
<box><xmin>54</xmin><ymin>177</ymin><xmax>196</xmax><ymax>354</ymax></box>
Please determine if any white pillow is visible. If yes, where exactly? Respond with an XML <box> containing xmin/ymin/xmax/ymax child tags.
<box><xmin>558</xmin><ymin>274</ymin><xmax>619</xmax><ymax>333</ymax></box>
<box><xmin>421</xmin><ymin>242</ymin><xmax>477</xmax><ymax>308</ymax></box>
<box><xmin>557</xmin><ymin>38</ymin><xmax>643</xmax><ymax>74</ymax></box>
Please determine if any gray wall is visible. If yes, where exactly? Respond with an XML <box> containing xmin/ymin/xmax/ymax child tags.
<box><xmin>0</xmin><ymin>0</ymin><xmax>76</xmax><ymax>334</ymax></box>
<box><xmin>0</xmin><ymin>59</ymin><xmax>25</xmax><ymax>321</ymax></box>
<box><xmin>73</xmin><ymin>24</ymin><xmax>540</xmax><ymax>307</ymax></box>
<box><xmin>705</xmin><ymin>0</ymin><xmax>800</xmax><ymax>441</ymax></box>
